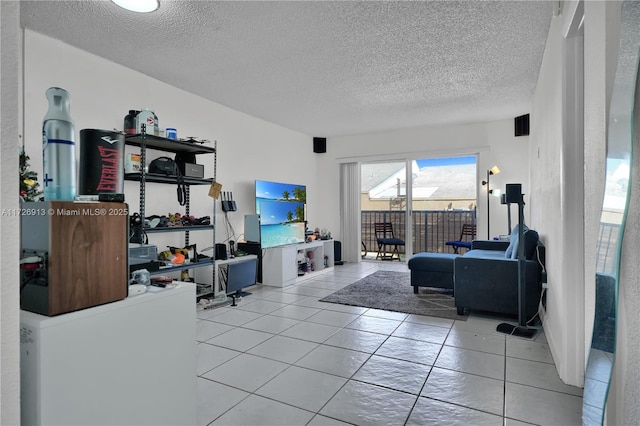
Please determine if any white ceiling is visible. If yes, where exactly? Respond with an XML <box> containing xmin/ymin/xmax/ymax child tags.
<box><xmin>20</xmin><ymin>0</ymin><xmax>554</xmax><ymax>137</ymax></box>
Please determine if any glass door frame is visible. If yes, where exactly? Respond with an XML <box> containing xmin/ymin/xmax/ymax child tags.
<box><xmin>361</xmin><ymin>154</ymin><xmax>478</xmax><ymax>260</ymax></box>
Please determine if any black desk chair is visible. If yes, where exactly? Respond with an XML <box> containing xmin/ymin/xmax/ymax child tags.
<box><xmin>374</xmin><ymin>222</ymin><xmax>405</xmax><ymax>261</ymax></box>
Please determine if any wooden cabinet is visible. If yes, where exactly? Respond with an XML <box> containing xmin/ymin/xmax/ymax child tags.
<box><xmin>20</xmin><ymin>201</ymin><xmax>128</xmax><ymax>316</ymax></box>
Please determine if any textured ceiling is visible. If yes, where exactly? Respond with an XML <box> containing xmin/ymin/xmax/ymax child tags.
<box><xmin>20</xmin><ymin>0</ymin><xmax>554</xmax><ymax>137</ymax></box>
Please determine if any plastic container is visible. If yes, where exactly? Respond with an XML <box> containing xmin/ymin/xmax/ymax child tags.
<box><xmin>136</xmin><ymin>108</ymin><xmax>158</xmax><ymax>135</ymax></box>
<box><xmin>78</xmin><ymin>129</ymin><xmax>125</xmax><ymax>195</ymax></box>
<box><xmin>166</xmin><ymin>128</ymin><xmax>177</xmax><ymax>140</ymax></box>
<box><xmin>124</xmin><ymin>110</ymin><xmax>138</xmax><ymax>135</ymax></box>
<box><xmin>42</xmin><ymin>87</ymin><xmax>77</xmax><ymax>201</ymax></box>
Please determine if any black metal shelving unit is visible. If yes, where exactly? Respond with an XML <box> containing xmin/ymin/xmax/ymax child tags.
<box><xmin>125</xmin><ymin>128</ymin><xmax>217</xmax><ymax>298</ymax></box>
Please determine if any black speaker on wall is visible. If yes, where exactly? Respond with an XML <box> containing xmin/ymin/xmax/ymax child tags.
<box><xmin>313</xmin><ymin>137</ymin><xmax>327</xmax><ymax>153</ymax></box>
<box><xmin>515</xmin><ymin>114</ymin><xmax>530</xmax><ymax>137</ymax></box>
<box><xmin>505</xmin><ymin>183</ymin><xmax>523</xmax><ymax>204</ymax></box>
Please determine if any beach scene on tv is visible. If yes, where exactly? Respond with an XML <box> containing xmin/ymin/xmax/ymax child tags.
<box><xmin>256</xmin><ymin>180</ymin><xmax>306</xmax><ymax>248</ymax></box>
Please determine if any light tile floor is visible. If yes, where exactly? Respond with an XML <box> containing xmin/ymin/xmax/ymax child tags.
<box><xmin>197</xmin><ymin>261</ymin><xmax>583</xmax><ymax>426</ymax></box>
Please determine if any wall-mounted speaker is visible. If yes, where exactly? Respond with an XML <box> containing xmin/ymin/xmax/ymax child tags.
<box><xmin>313</xmin><ymin>137</ymin><xmax>327</xmax><ymax>153</ymax></box>
<box><xmin>515</xmin><ymin>114</ymin><xmax>530</xmax><ymax>137</ymax></box>
<box><xmin>505</xmin><ymin>183</ymin><xmax>523</xmax><ymax>204</ymax></box>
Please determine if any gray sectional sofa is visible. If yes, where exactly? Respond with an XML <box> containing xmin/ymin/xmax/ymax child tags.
<box><xmin>408</xmin><ymin>227</ymin><xmax>545</xmax><ymax>320</ymax></box>
<box><xmin>453</xmin><ymin>230</ymin><xmax>545</xmax><ymax>318</ymax></box>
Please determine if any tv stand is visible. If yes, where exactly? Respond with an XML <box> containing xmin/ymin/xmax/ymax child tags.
<box><xmin>262</xmin><ymin>240</ymin><xmax>334</xmax><ymax>287</ymax></box>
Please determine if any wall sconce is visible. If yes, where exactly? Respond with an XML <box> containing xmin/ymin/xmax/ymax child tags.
<box><xmin>481</xmin><ymin>165</ymin><xmax>500</xmax><ymax>238</ymax></box>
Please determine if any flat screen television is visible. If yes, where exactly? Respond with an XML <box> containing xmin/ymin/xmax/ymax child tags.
<box><xmin>255</xmin><ymin>180</ymin><xmax>306</xmax><ymax>249</ymax></box>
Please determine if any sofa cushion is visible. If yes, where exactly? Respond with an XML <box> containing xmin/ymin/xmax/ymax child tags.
<box><xmin>408</xmin><ymin>253</ymin><xmax>458</xmax><ymax>273</ymax></box>
<box><xmin>462</xmin><ymin>249</ymin><xmax>509</xmax><ymax>260</ymax></box>
<box><xmin>505</xmin><ymin>224</ymin><xmax>529</xmax><ymax>259</ymax></box>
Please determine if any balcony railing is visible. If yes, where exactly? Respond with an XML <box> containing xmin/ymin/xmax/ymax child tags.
<box><xmin>596</xmin><ymin>222</ymin><xmax>621</xmax><ymax>276</ymax></box>
<box><xmin>362</xmin><ymin>213</ymin><xmax>621</xmax><ymax>271</ymax></box>
<box><xmin>362</xmin><ymin>210</ymin><xmax>477</xmax><ymax>256</ymax></box>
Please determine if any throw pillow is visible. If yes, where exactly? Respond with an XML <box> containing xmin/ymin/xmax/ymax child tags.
<box><xmin>505</xmin><ymin>224</ymin><xmax>529</xmax><ymax>259</ymax></box>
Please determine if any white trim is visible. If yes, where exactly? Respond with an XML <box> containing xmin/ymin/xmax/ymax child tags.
<box><xmin>562</xmin><ymin>0</ymin><xmax>584</xmax><ymax>39</ymax></box>
<box><xmin>339</xmin><ymin>163</ymin><xmax>362</xmax><ymax>263</ymax></box>
<box><xmin>405</xmin><ymin>159</ymin><xmax>413</xmax><ymax>257</ymax></box>
<box><xmin>561</xmin><ymin>26</ymin><xmax>586</xmax><ymax>387</ymax></box>
<box><xmin>336</xmin><ymin>145</ymin><xmax>489</xmax><ymax>164</ymax></box>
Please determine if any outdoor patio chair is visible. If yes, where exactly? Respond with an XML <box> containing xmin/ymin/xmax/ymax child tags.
<box><xmin>445</xmin><ymin>223</ymin><xmax>476</xmax><ymax>254</ymax></box>
<box><xmin>374</xmin><ymin>222</ymin><xmax>405</xmax><ymax>261</ymax></box>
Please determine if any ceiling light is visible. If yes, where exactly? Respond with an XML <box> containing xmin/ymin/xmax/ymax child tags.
<box><xmin>111</xmin><ymin>0</ymin><xmax>159</xmax><ymax>13</ymax></box>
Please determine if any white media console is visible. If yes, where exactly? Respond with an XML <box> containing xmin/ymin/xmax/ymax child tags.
<box><xmin>262</xmin><ymin>240</ymin><xmax>335</xmax><ymax>287</ymax></box>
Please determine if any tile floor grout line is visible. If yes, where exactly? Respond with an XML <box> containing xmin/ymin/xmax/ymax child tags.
<box><xmin>416</xmin><ymin>394</ymin><xmax>507</xmax><ymax>419</ymax></box>
<box><xmin>503</xmin><ymin>334</ymin><xmax>508</xmax><ymax>420</ymax></box>
<box><xmin>503</xmin><ymin>379</ymin><xmax>585</xmax><ymax>398</ymax></box>
<box><xmin>403</xmin><ymin>318</ymin><xmax>456</xmax><ymax>424</ymax></box>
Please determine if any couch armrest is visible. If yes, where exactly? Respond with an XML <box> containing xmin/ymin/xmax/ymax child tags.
<box><xmin>470</xmin><ymin>240</ymin><xmax>510</xmax><ymax>251</ymax></box>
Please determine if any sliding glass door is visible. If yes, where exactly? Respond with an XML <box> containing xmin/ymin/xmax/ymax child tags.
<box><xmin>361</xmin><ymin>161</ymin><xmax>408</xmax><ymax>259</ymax></box>
<box><xmin>361</xmin><ymin>156</ymin><xmax>477</xmax><ymax>259</ymax></box>
<box><xmin>411</xmin><ymin>156</ymin><xmax>477</xmax><ymax>254</ymax></box>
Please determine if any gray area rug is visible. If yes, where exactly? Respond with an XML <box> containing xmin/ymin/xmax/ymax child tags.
<box><xmin>320</xmin><ymin>270</ymin><xmax>467</xmax><ymax>321</ymax></box>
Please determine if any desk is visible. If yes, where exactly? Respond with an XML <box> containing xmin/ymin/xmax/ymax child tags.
<box><xmin>195</xmin><ymin>254</ymin><xmax>258</xmax><ymax>296</ymax></box>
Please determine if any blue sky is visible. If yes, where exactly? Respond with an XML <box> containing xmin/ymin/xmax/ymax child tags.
<box><xmin>255</xmin><ymin>180</ymin><xmax>306</xmax><ymax>201</ymax></box>
<box><xmin>416</xmin><ymin>155</ymin><xmax>476</xmax><ymax>169</ymax></box>
<box><xmin>260</xmin><ymin>200</ymin><xmax>305</xmax><ymax>224</ymax></box>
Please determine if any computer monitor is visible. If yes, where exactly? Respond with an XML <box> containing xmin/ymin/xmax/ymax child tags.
<box><xmin>225</xmin><ymin>258</ymin><xmax>258</xmax><ymax>296</ymax></box>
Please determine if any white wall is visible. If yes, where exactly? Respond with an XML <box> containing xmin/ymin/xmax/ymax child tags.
<box><xmin>529</xmin><ymin>8</ymin><xmax>581</xmax><ymax>387</ymax></box>
<box><xmin>22</xmin><ymin>30</ymin><xmax>340</xmax><ymax>252</ymax></box>
<box><xmin>529</xmin><ymin>0</ymin><xmax>625</xmax><ymax>404</ymax></box>
<box><xmin>327</xmin><ymin>118</ymin><xmax>532</xmax><ymax>241</ymax></box>
<box><xmin>0</xmin><ymin>1</ymin><xmax>22</xmax><ymax>423</ymax></box>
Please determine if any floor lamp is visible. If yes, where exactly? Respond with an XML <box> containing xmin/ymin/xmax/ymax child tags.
<box><xmin>497</xmin><ymin>183</ymin><xmax>536</xmax><ymax>338</ymax></box>
<box><xmin>481</xmin><ymin>165</ymin><xmax>500</xmax><ymax>238</ymax></box>
<box><xmin>500</xmin><ymin>193</ymin><xmax>512</xmax><ymax>234</ymax></box>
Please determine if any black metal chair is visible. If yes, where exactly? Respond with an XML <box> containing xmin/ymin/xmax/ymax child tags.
<box><xmin>374</xmin><ymin>222</ymin><xmax>405</xmax><ymax>261</ymax></box>
<box><xmin>445</xmin><ymin>223</ymin><xmax>476</xmax><ymax>254</ymax></box>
